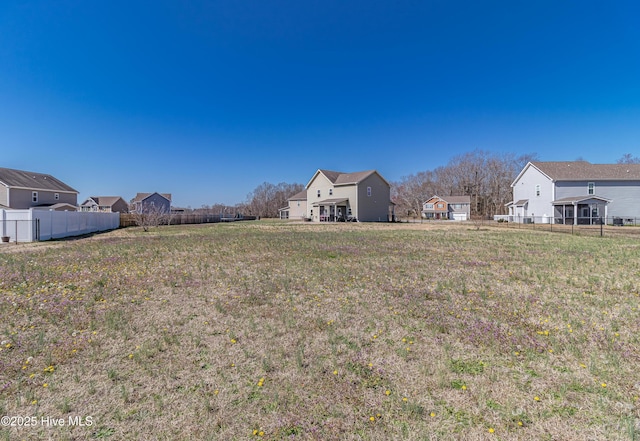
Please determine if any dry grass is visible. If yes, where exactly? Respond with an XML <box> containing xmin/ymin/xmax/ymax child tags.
<box><xmin>1</xmin><ymin>220</ymin><xmax>639</xmax><ymax>440</ymax></box>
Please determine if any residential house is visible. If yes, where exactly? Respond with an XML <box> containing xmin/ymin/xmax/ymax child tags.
<box><xmin>422</xmin><ymin>195</ymin><xmax>471</xmax><ymax>220</ymax></box>
<box><xmin>305</xmin><ymin>169</ymin><xmax>394</xmax><ymax>222</ymax></box>
<box><xmin>0</xmin><ymin>167</ymin><xmax>78</xmax><ymax>210</ymax></box>
<box><xmin>279</xmin><ymin>190</ymin><xmax>308</xmax><ymax>220</ymax></box>
<box><xmin>80</xmin><ymin>196</ymin><xmax>129</xmax><ymax>213</ymax></box>
<box><xmin>507</xmin><ymin>161</ymin><xmax>640</xmax><ymax>224</ymax></box>
<box><xmin>130</xmin><ymin>192</ymin><xmax>172</xmax><ymax>214</ymax></box>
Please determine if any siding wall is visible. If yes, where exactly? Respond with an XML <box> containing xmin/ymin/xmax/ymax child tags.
<box><xmin>306</xmin><ymin>174</ymin><xmax>355</xmax><ymax>220</ymax></box>
<box><xmin>555</xmin><ymin>180</ymin><xmax>640</xmax><ymax>218</ymax></box>
<box><xmin>354</xmin><ymin>173</ymin><xmax>390</xmax><ymax>222</ymax></box>
<box><xmin>512</xmin><ymin>166</ymin><xmax>555</xmax><ymax>218</ymax></box>
<box><xmin>8</xmin><ymin>188</ymin><xmax>77</xmax><ymax>209</ymax></box>
<box><xmin>287</xmin><ymin>200</ymin><xmax>307</xmax><ymax>220</ymax></box>
<box><xmin>0</xmin><ymin>187</ymin><xmax>7</xmax><ymax>207</ymax></box>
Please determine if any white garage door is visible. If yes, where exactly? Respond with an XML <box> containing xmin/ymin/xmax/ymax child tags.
<box><xmin>452</xmin><ymin>213</ymin><xmax>467</xmax><ymax>221</ymax></box>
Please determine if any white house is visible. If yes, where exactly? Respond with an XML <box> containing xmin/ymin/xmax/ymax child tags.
<box><xmin>507</xmin><ymin>161</ymin><xmax>640</xmax><ymax>224</ymax></box>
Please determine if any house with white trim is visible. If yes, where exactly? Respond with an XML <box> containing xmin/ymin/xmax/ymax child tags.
<box><xmin>278</xmin><ymin>190</ymin><xmax>307</xmax><ymax>220</ymax></box>
<box><xmin>81</xmin><ymin>196</ymin><xmax>129</xmax><ymax>213</ymax></box>
<box><xmin>0</xmin><ymin>167</ymin><xmax>79</xmax><ymax>210</ymax></box>
<box><xmin>422</xmin><ymin>195</ymin><xmax>471</xmax><ymax>220</ymax></box>
<box><xmin>507</xmin><ymin>161</ymin><xmax>640</xmax><ymax>224</ymax></box>
<box><xmin>130</xmin><ymin>192</ymin><xmax>172</xmax><ymax>214</ymax></box>
<box><xmin>279</xmin><ymin>169</ymin><xmax>394</xmax><ymax>222</ymax></box>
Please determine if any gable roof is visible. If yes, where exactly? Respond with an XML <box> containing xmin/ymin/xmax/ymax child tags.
<box><xmin>307</xmin><ymin>169</ymin><xmax>389</xmax><ymax>188</ymax></box>
<box><xmin>424</xmin><ymin>195</ymin><xmax>471</xmax><ymax>204</ymax></box>
<box><xmin>81</xmin><ymin>196</ymin><xmax>125</xmax><ymax>207</ymax></box>
<box><xmin>517</xmin><ymin>161</ymin><xmax>640</xmax><ymax>184</ymax></box>
<box><xmin>132</xmin><ymin>192</ymin><xmax>172</xmax><ymax>203</ymax></box>
<box><xmin>288</xmin><ymin>190</ymin><xmax>307</xmax><ymax>201</ymax></box>
<box><xmin>0</xmin><ymin>167</ymin><xmax>78</xmax><ymax>193</ymax></box>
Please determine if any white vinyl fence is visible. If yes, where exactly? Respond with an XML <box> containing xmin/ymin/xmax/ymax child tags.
<box><xmin>1</xmin><ymin>209</ymin><xmax>119</xmax><ymax>243</ymax></box>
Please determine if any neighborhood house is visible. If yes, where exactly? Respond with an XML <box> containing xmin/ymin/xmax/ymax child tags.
<box><xmin>131</xmin><ymin>192</ymin><xmax>172</xmax><ymax>214</ymax></box>
<box><xmin>280</xmin><ymin>169</ymin><xmax>395</xmax><ymax>222</ymax></box>
<box><xmin>422</xmin><ymin>195</ymin><xmax>471</xmax><ymax>220</ymax></box>
<box><xmin>0</xmin><ymin>167</ymin><xmax>79</xmax><ymax>210</ymax></box>
<box><xmin>80</xmin><ymin>196</ymin><xmax>129</xmax><ymax>213</ymax></box>
<box><xmin>508</xmin><ymin>161</ymin><xmax>640</xmax><ymax>224</ymax></box>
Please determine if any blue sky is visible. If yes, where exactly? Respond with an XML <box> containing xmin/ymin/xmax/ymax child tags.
<box><xmin>1</xmin><ymin>1</ymin><xmax>640</xmax><ymax>208</ymax></box>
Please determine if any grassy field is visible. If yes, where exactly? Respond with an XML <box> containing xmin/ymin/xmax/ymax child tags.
<box><xmin>0</xmin><ymin>221</ymin><xmax>639</xmax><ymax>440</ymax></box>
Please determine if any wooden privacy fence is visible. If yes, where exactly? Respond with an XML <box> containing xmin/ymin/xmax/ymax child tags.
<box><xmin>120</xmin><ymin>213</ymin><xmax>257</xmax><ymax>228</ymax></box>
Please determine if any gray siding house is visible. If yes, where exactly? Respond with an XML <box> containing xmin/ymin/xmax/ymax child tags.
<box><xmin>508</xmin><ymin>161</ymin><xmax>640</xmax><ymax>224</ymax></box>
<box><xmin>305</xmin><ymin>169</ymin><xmax>394</xmax><ymax>222</ymax></box>
<box><xmin>131</xmin><ymin>192</ymin><xmax>172</xmax><ymax>214</ymax></box>
<box><xmin>0</xmin><ymin>167</ymin><xmax>78</xmax><ymax>210</ymax></box>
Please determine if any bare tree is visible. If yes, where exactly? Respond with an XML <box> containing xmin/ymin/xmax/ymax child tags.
<box><xmin>391</xmin><ymin>150</ymin><xmax>538</xmax><ymax>219</ymax></box>
<box><xmin>131</xmin><ymin>204</ymin><xmax>169</xmax><ymax>232</ymax></box>
<box><xmin>617</xmin><ymin>153</ymin><xmax>640</xmax><ymax>164</ymax></box>
<box><xmin>391</xmin><ymin>171</ymin><xmax>435</xmax><ymax>218</ymax></box>
<box><xmin>245</xmin><ymin>182</ymin><xmax>304</xmax><ymax>218</ymax></box>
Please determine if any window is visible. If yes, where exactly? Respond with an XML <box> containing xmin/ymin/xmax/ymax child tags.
<box><xmin>329</xmin><ymin>188</ymin><xmax>333</xmax><ymax>196</ymax></box>
<box><xmin>425</xmin><ymin>203</ymin><xmax>434</xmax><ymax>209</ymax></box>
<box><xmin>32</xmin><ymin>191</ymin><xmax>38</xmax><ymax>203</ymax></box>
<box><xmin>54</xmin><ymin>193</ymin><xmax>60</xmax><ymax>200</ymax></box>
<box><xmin>535</xmin><ymin>184</ymin><xmax>541</xmax><ymax>197</ymax></box>
<box><xmin>588</xmin><ymin>182</ymin><xmax>595</xmax><ymax>195</ymax></box>
<box><xmin>437</xmin><ymin>203</ymin><xmax>444</xmax><ymax>208</ymax></box>
<box><xmin>317</xmin><ymin>190</ymin><xmax>321</xmax><ymax>198</ymax></box>
<box><xmin>367</xmin><ymin>186</ymin><xmax>372</xmax><ymax>197</ymax></box>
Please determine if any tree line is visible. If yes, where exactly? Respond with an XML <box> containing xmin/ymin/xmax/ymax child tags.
<box><xmin>391</xmin><ymin>150</ymin><xmax>537</xmax><ymax>218</ymax></box>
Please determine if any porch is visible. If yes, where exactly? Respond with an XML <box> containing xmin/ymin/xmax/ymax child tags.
<box><xmin>312</xmin><ymin>198</ymin><xmax>351</xmax><ymax>222</ymax></box>
<box><xmin>552</xmin><ymin>196</ymin><xmax>610</xmax><ymax>225</ymax></box>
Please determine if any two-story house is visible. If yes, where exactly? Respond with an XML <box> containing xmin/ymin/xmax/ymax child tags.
<box><xmin>130</xmin><ymin>192</ymin><xmax>172</xmax><ymax>214</ymax></box>
<box><xmin>0</xmin><ymin>167</ymin><xmax>79</xmax><ymax>210</ymax></box>
<box><xmin>422</xmin><ymin>195</ymin><xmax>471</xmax><ymax>220</ymax></box>
<box><xmin>304</xmin><ymin>169</ymin><xmax>394</xmax><ymax>222</ymax></box>
<box><xmin>508</xmin><ymin>161</ymin><xmax>640</xmax><ymax>224</ymax></box>
<box><xmin>80</xmin><ymin>196</ymin><xmax>129</xmax><ymax>213</ymax></box>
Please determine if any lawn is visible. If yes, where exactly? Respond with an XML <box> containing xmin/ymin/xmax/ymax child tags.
<box><xmin>0</xmin><ymin>221</ymin><xmax>639</xmax><ymax>440</ymax></box>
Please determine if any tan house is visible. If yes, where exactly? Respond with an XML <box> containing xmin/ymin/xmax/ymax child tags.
<box><xmin>0</xmin><ymin>167</ymin><xmax>78</xmax><ymax>210</ymax></box>
<box><xmin>80</xmin><ymin>196</ymin><xmax>129</xmax><ymax>213</ymax></box>
<box><xmin>279</xmin><ymin>190</ymin><xmax>307</xmax><ymax>220</ymax></box>
<box><xmin>305</xmin><ymin>169</ymin><xmax>394</xmax><ymax>222</ymax></box>
<box><xmin>422</xmin><ymin>195</ymin><xmax>471</xmax><ymax>220</ymax></box>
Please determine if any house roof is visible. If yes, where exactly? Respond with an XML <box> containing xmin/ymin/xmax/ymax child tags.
<box><xmin>552</xmin><ymin>195</ymin><xmax>612</xmax><ymax>204</ymax></box>
<box><xmin>443</xmin><ymin>195</ymin><xmax>471</xmax><ymax>204</ymax></box>
<box><xmin>31</xmin><ymin>203</ymin><xmax>78</xmax><ymax>211</ymax></box>
<box><xmin>81</xmin><ymin>196</ymin><xmax>125</xmax><ymax>207</ymax></box>
<box><xmin>307</xmin><ymin>169</ymin><xmax>390</xmax><ymax>188</ymax></box>
<box><xmin>311</xmin><ymin>198</ymin><xmax>349</xmax><ymax>206</ymax></box>
<box><xmin>132</xmin><ymin>192</ymin><xmax>172</xmax><ymax>203</ymax></box>
<box><xmin>0</xmin><ymin>167</ymin><xmax>78</xmax><ymax>193</ymax></box>
<box><xmin>424</xmin><ymin>195</ymin><xmax>471</xmax><ymax>205</ymax></box>
<box><xmin>287</xmin><ymin>190</ymin><xmax>307</xmax><ymax>201</ymax></box>
<box><xmin>526</xmin><ymin>161</ymin><xmax>640</xmax><ymax>182</ymax></box>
